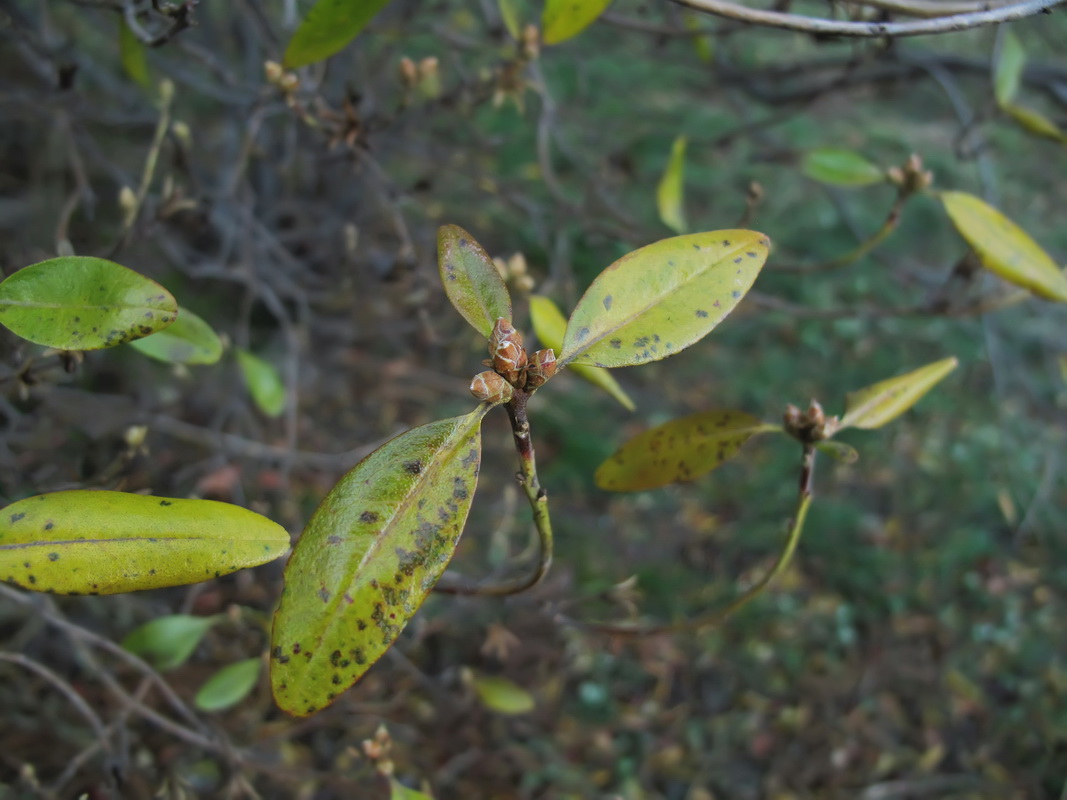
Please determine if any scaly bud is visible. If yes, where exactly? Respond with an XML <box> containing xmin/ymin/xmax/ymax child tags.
<box><xmin>488</xmin><ymin>317</ymin><xmax>527</xmax><ymax>385</ymax></box>
<box><xmin>525</xmin><ymin>348</ymin><xmax>557</xmax><ymax>390</ymax></box>
<box><xmin>470</xmin><ymin>370</ymin><xmax>514</xmax><ymax>405</ymax></box>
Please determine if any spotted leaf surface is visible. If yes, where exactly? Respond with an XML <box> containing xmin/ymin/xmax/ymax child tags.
<box><xmin>283</xmin><ymin>0</ymin><xmax>392</xmax><ymax>69</ymax></box>
<box><xmin>542</xmin><ymin>0</ymin><xmax>613</xmax><ymax>44</ymax></box>
<box><xmin>529</xmin><ymin>295</ymin><xmax>634</xmax><ymax>410</ymax></box>
<box><xmin>128</xmin><ymin>305</ymin><xmax>223</xmax><ymax>365</ymax></box>
<box><xmin>0</xmin><ymin>257</ymin><xmax>177</xmax><ymax>350</ymax></box>
<box><xmin>596</xmin><ymin>410</ymin><xmax>772</xmax><ymax>492</ymax></box>
<box><xmin>271</xmin><ymin>407</ymin><xmax>487</xmax><ymax>716</ymax></box>
<box><xmin>941</xmin><ymin>192</ymin><xmax>1067</xmax><ymax>302</ymax></box>
<box><xmin>0</xmin><ymin>491</ymin><xmax>290</xmax><ymax>594</ymax></box>
<box><xmin>560</xmin><ymin>231</ymin><xmax>769</xmax><ymax>369</ymax></box>
<box><xmin>438</xmin><ymin>225</ymin><xmax>512</xmax><ymax>339</ymax></box>
<box><xmin>840</xmin><ymin>357</ymin><xmax>958</xmax><ymax>430</ymax></box>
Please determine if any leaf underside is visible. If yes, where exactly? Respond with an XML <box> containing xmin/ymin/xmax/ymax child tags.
<box><xmin>438</xmin><ymin>225</ymin><xmax>512</xmax><ymax>338</ymax></box>
<box><xmin>840</xmin><ymin>357</ymin><xmax>959</xmax><ymax>430</ymax></box>
<box><xmin>270</xmin><ymin>407</ymin><xmax>487</xmax><ymax>717</ymax></box>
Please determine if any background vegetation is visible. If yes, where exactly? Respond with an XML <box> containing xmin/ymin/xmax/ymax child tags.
<box><xmin>0</xmin><ymin>0</ymin><xmax>1065</xmax><ymax>797</ymax></box>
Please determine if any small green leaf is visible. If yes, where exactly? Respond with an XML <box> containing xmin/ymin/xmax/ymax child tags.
<box><xmin>656</xmin><ymin>136</ymin><xmax>687</xmax><ymax>234</ymax></box>
<box><xmin>122</xmin><ymin>614</ymin><xmax>222</xmax><ymax>671</ymax></box>
<box><xmin>596</xmin><ymin>410</ymin><xmax>773</xmax><ymax>492</ymax></box>
<box><xmin>195</xmin><ymin>658</ymin><xmax>262</xmax><ymax>711</ymax></box>
<box><xmin>119</xmin><ymin>20</ymin><xmax>151</xmax><ymax>90</ymax></box>
<box><xmin>839</xmin><ymin>357</ymin><xmax>958</xmax><ymax>430</ymax></box>
<box><xmin>815</xmin><ymin>440</ymin><xmax>859</xmax><ymax>464</ymax></box>
<box><xmin>271</xmin><ymin>407</ymin><xmax>488</xmax><ymax>716</ymax></box>
<box><xmin>1003</xmin><ymin>104</ymin><xmax>1067</xmax><ymax>143</ymax></box>
<box><xmin>472</xmin><ymin>674</ymin><xmax>536</xmax><ymax>714</ymax></box>
<box><xmin>0</xmin><ymin>491</ymin><xmax>290</xmax><ymax>595</ymax></box>
<box><xmin>391</xmin><ymin>780</ymin><xmax>434</xmax><ymax>800</ymax></box>
<box><xmin>559</xmin><ymin>231</ymin><xmax>769</xmax><ymax>369</ymax></box>
<box><xmin>128</xmin><ymin>306</ymin><xmax>223</xmax><ymax>365</ymax></box>
<box><xmin>438</xmin><ymin>225</ymin><xmax>513</xmax><ymax>339</ymax></box>
<box><xmin>940</xmin><ymin>192</ymin><xmax>1067</xmax><ymax>302</ymax></box>
<box><xmin>283</xmin><ymin>0</ymin><xmax>393</xmax><ymax>69</ymax></box>
<box><xmin>498</xmin><ymin>0</ymin><xmax>523</xmax><ymax>39</ymax></box>
<box><xmin>529</xmin><ymin>295</ymin><xmax>634</xmax><ymax>411</ymax></box>
<box><xmin>236</xmin><ymin>349</ymin><xmax>286</xmax><ymax>418</ymax></box>
<box><xmin>542</xmin><ymin>0</ymin><xmax>613</xmax><ymax>44</ymax></box>
<box><xmin>994</xmin><ymin>30</ymin><xmax>1025</xmax><ymax>107</ymax></box>
<box><xmin>684</xmin><ymin>13</ymin><xmax>713</xmax><ymax>62</ymax></box>
<box><xmin>801</xmin><ymin>149</ymin><xmax>884</xmax><ymax>187</ymax></box>
<box><xmin>0</xmin><ymin>257</ymin><xmax>177</xmax><ymax>350</ymax></box>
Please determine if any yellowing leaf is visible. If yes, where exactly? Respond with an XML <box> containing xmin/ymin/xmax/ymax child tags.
<box><xmin>656</xmin><ymin>136</ymin><xmax>687</xmax><ymax>234</ymax></box>
<box><xmin>529</xmin><ymin>295</ymin><xmax>634</xmax><ymax>411</ymax></box>
<box><xmin>122</xmin><ymin>614</ymin><xmax>222</xmax><ymax>670</ymax></box>
<box><xmin>283</xmin><ymin>0</ymin><xmax>393</xmax><ymax>69</ymax></box>
<box><xmin>438</xmin><ymin>225</ymin><xmax>512</xmax><ymax>339</ymax></box>
<box><xmin>542</xmin><ymin>0</ymin><xmax>613</xmax><ymax>44</ymax></box>
<box><xmin>994</xmin><ymin>30</ymin><xmax>1025</xmax><ymax>107</ymax></box>
<box><xmin>0</xmin><ymin>257</ymin><xmax>177</xmax><ymax>350</ymax></box>
<box><xmin>119</xmin><ymin>20</ymin><xmax>151</xmax><ymax>90</ymax></box>
<box><xmin>0</xmin><ymin>491</ymin><xmax>290</xmax><ymax>595</ymax></box>
<box><xmin>1003</xmin><ymin>104</ymin><xmax>1067</xmax><ymax>143</ymax></box>
<box><xmin>472</xmin><ymin>673</ymin><xmax>535</xmax><ymax>714</ymax></box>
<box><xmin>559</xmin><ymin>231</ymin><xmax>769</xmax><ymax>368</ymax></box>
<box><xmin>236</xmin><ymin>349</ymin><xmax>286</xmax><ymax>418</ymax></box>
<box><xmin>195</xmin><ymin>658</ymin><xmax>262</xmax><ymax>711</ymax></box>
<box><xmin>941</xmin><ymin>192</ymin><xmax>1067</xmax><ymax>302</ymax></box>
<box><xmin>801</xmin><ymin>149</ymin><xmax>884</xmax><ymax>187</ymax></box>
<box><xmin>839</xmin><ymin>357</ymin><xmax>958</xmax><ymax>430</ymax></box>
<box><xmin>595</xmin><ymin>410</ymin><xmax>773</xmax><ymax>492</ymax></box>
<box><xmin>128</xmin><ymin>306</ymin><xmax>223</xmax><ymax>365</ymax></box>
<box><xmin>271</xmin><ymin>407</ymin><xmax>487</xmax><ymax>716</ymax></box>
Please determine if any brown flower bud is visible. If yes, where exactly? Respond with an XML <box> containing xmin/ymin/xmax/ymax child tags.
<box><xmin>525</xmin><ymin>348</ymin><xmax>557</xmax><ymax>390</ymax></box>
<box><xmin>783</xmin><ymin>404</ymin><xmax>802</xmax><ymax>429</ymax></box>
<box><xmin>398</xmin><ymin>57</ymin><xmax>418</xmax><ymax>88</ymax></box>
<box><xmin>470</xmin><ymin>370</ymin><xmax>513</xmax><ymax>405</ymax></box>
<box><xmin>493</xmin><ymin>339</ymin><xmax>527</xmax><ymax>385</ymax></box>
<box><xmin>488</xmin><ymin>317</ymin><xmax>520</xmax><ymax>352</ymax></box>
<box><xmin>806</xmin><ymin>399</ymin><xmax>825</xmax><ymax>427</ymax></box>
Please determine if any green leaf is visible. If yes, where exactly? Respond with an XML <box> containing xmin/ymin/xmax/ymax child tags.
<box><xmin>559</xmin><ymin>231</ymin><xmax>769</xmax><ymax>369</ymax></box>
<box><xmin>542</xmin><ymin>0</ymin><xmax>613</xmax><ymax>44</ymax></box>
<box><xmin>128</xmin><ymin>306</ymin><xmax>223</xmax><ymax>365</ymax></box>
<box><xmin>391</xmin><ymin>780</ymin><xmax>434</xmax><ymax>800</ymax></box>
<box><xmin>499</xmin><ymin>0</ymin><xmax>523</xmax><ymax>39</ymax></box>
<box><xmin>122</xmin><ymin>614</ymin><xmax>222</xmax><ymax>671</ymax></box>
<box><xmin>595</xmin><ymin>410</ymin><xmax>772</xmax><ymax>492</ymax></box>
<box><xmin>236</xmin><ymin>349</ymin><xmax>286</xmax><ymax>418</ymax></box>
<box><xmin>815</xmin><ymin>440</ymin><xmax>859</xmax><ymax>464</ymax></box>
<box><xmin>0</xmin><ymin>491</ymin><xmax>290</xmax><ymax>595</ymax></box>
<box><xmin>195</xmin><ymin>658</ymin><xmax>262</xmax><ymax>711</ymax></box>
<box><xmin>801</xmin><ymin>149</ymin><xmax>884</xmax><ymax>187</ymax></box>
<box><xmin>529</xmin><ymin>295</ymin><xmax>634</xmax><ymax>411</ymax></box>
<box><xmin>283</xmin><ymin>0</ymin><xmax>393</xmax><ymax>69</ymax></box>
<box><xmin>438</xmin><ymin>225</ymin><xmax>513</xmax><ymax>339</ymax></box>
<box><xmin>839</xmin><ymin>357</ymin><xmax>958</xmax><ymax>430</ymax></box>
<box><xmin>271</xmin><ymin>407</ymin><xmax>488</xmax><ymax>716</ymax></box>
<box><xmin>994</xmin><ymin>30</ymin><xmax>1025</xmax><ymax>107</ymax></box>
<box><xmin>1003</xmin><ymin>104</ymin><xmax>1067</xmax><ymax>143</ymax></box>
<box><xmin>656</xmin><ymin>136</ymin><xmax>687</xmax><ymax>234</ymax></box>
<box><xmin>119</xmin><ymin>20</ymin><xmax>151</xmax><ymax>90</ymax></box>
<box><xmin>472</xmin><ymin>674</ymin><xmax>535</xmax><ymax>714</ymax></box>
<box><xmin>940</xmin><ymin>192</ymin><xmax>1067</xmax><ymax>302</ymax></box>
<box><xmin>0</xmin><ymin>257</ymin><xmax>177</xmax><ymax>350</ymax></box>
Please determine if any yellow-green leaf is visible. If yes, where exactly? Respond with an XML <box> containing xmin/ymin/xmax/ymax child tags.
<box><xmin>237</xmin><ymin>349</ymin><xmax>286</xmax><ymax>418</ymax></box>
<box><xmin>595</xmin><ymin>410</ymin><xmax>773</xmax><ymax>492</ymax></box>
<box><xmin>559</xmin><ymin>231</ymin><xmax>769</xmax><ymax>368</ymax></box>
<box><xmin>271</xmin><ymin>407</ymin><xmax>487</xmax><ymax>716</ymax></box>
<box><xmin>940</xmin><ymin>191</ymin><xmax>1067</xmax><ymax>302</ymax></box>
<box><xmin>839</xmin><ymin>357</ymin><xmax>958</xmax><ymax>430</ymax></box>
<box><xmin>656</xmin><ymin>136</ymin><xmax>687</xmax><ymax>234</ymax></box>
<box><xmin>994</xmin><ymin>30</ymin><xmax>1025</xmax><ymax>107</ymax></box>
<box><xmin>684</xmin><ymin>12</ymin><xmax>713</xmax><ymax>62</ymax></box>
<box><xmin>391</xmin><ymin>780</ymin><xmax>434</xmax><ymax>800</ymax></box>
<box><xmin>0</xmin><ymin>491</ymin><xmax>290</xmax><ymax>595</ymax></box>
<box><xmin>283</xmin><ymin>0</ymin><xmax>393</xmax><ymax>69</ymax></box>
<box><xmin>815</xmin><ymin>440</ymin><xmax>859</xmax><ymax>464</ymax></box>
<box><xmin>0</xmin><ymin>257</ymin><xmax>177</xmax><ymax>350</ymax></box>
<box><xmin>195</xmin><ymin>658</ymin><xmax>262</xmax><ymax>711</ymax></box>
<box><xmin>529</xmin><ymin>295</ymin><xmax>634</xmax><ymax>411</ymax></box>
<box><xmin>128</xmin><ymin>306</ymin><xmax>223</xmax><ymax>365</ymax></box>
<box><xmin>801</xmin><ymin>149</ymin><xmax>884</xmax><ymax>187</ymax></box>
<box><xmin>1003</xmin><ymin>104</ymin><xmax>1067</xmax><ymax>143</ymax></box>
<box><xmin>438</xmin><ymin>225</ymin><xmax>512</xmax><ymax>339</ymax></box>
<box><xmin>122</xmin><ymin>614</ymin><xmax>222</xmax><ymax>670</ymax></box>
<box><xmin>472</xmin><ymin>673</ymin><xmax>535</xmax><ymax>714</ymax></box>
<box><xmin>119</xmin><ymin>20</ymin><xmax>151</xmax><ymax>90</ymax></box>
<box><xmin>499</xmin><ymin>0</ymin><xmax>523</xmax><ymax>39</ymax></box>
<box><xmin>542</xmin><ymin>0</ymin><xmax>613</xmax><ymax>44</ymax></box>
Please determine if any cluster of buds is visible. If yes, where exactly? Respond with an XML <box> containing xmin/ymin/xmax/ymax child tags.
<box><xmin>886</xmin><ymin>154</ymin><xmax>934</xmax><ymax>195</ymax></box>
<box><xmin>264</xmin><ymin>61</ymin><xmax>299</xmax><ymax>95</ymax></box>
<box><xmin>469</xmin><ymin>318</ymin><xmax>557</xmax><ymax>403</ymax></box>
<box><xmin>783</xmin><ymin>399</ymin><xmax>839</xmax><ymax>443</ymax></box>
<box><xmin>360</xmin><ymin>725</ymin><xmax>394</xmax><ymax>776</ymax></box>
<box><xmin>492</xmin><ymin>252</ymin><xmax>535</xmax><ymax>293</ymax></box>
<box><xmin>398</xmin><ymin>56</ymin><xmax>441</xmax><ymax>99</ymax></box>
